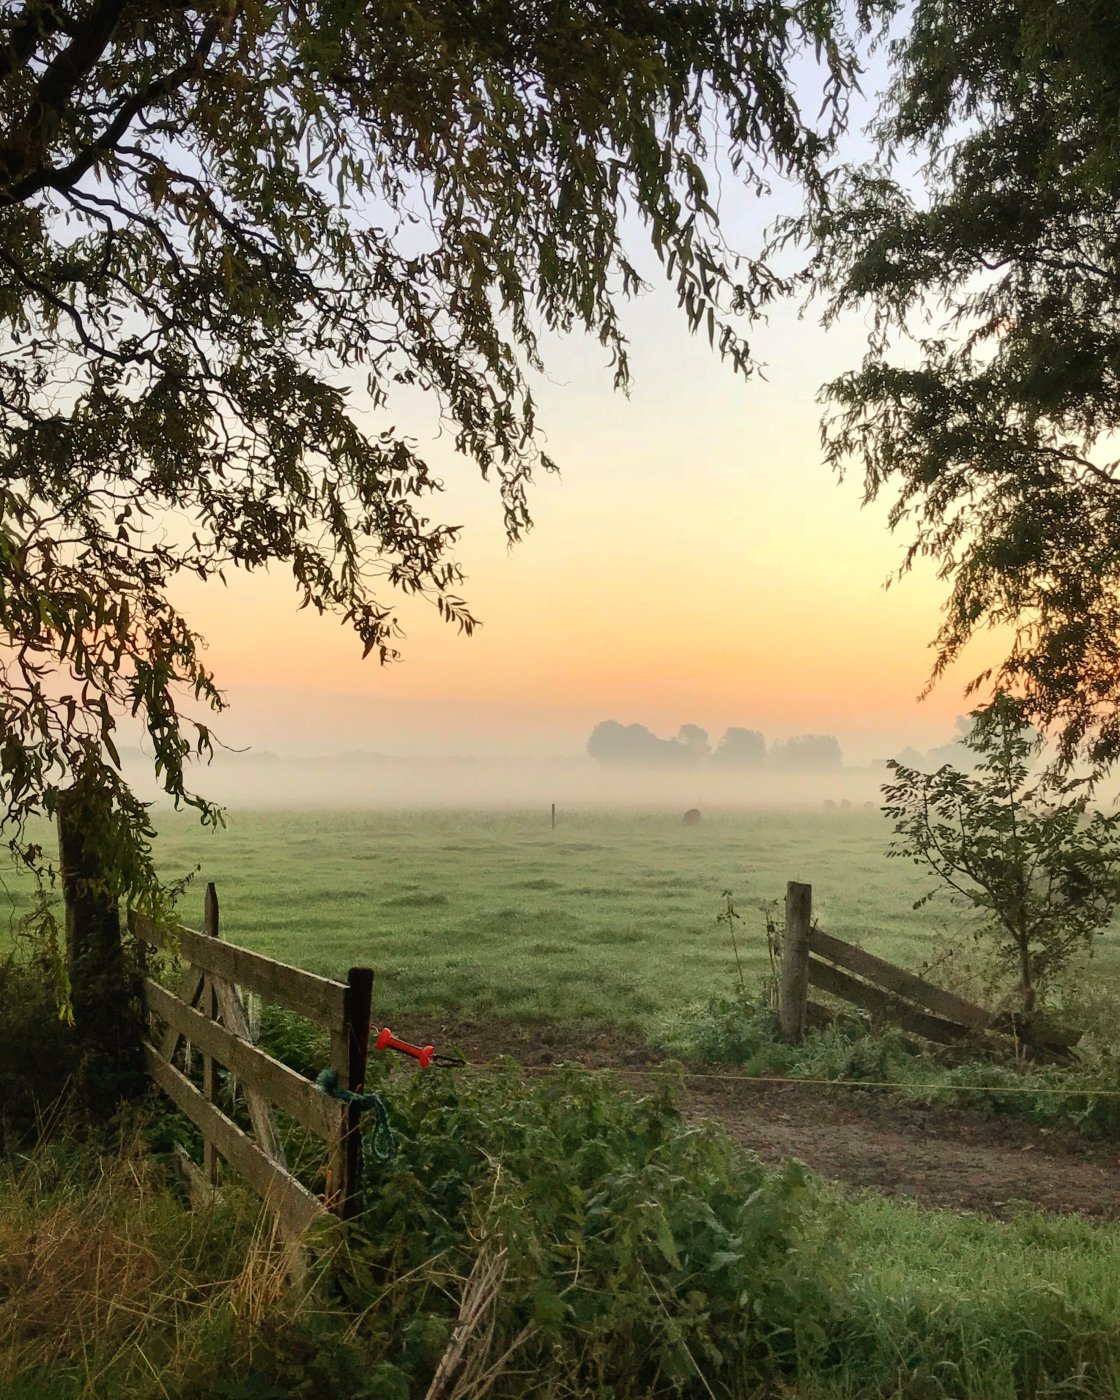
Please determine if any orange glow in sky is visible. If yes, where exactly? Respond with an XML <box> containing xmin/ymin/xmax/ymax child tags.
<box><xmin>168</xmin><ymin>274</ymin><xmax>1004</xmax><ymax>767</ymax></box>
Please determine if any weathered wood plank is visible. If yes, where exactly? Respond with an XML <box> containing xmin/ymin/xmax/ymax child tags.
<box><xmin>808</xmin><ymin>925</ymin><xmax>1080</xmax><ymax>1051</ymax></box>
<box><xmin>201</xmin><ymin>975</ymin><xmax>218</xmax><ymax>1184</ymax></box>
<box><xmin>807</xmin><ymin>957</ymin><xmax>971</xmax><ymax>1047</ymax></box>
<box><xmin>159</xmin><ymin>963</ymin><xmax>206</xmax><ymax>1062</ymax></box>
<box><xmin>201</xmin><ymin>887</ymin><xmax>219</xmax><ymax>1183</ymax></box>
<box><xmin>210</xmin><ymin>973</ymin><xmax>288</xmax><ymax>1163</ymax></box>
<box><xmin>326</xmin><ymin>1023</ymin><xmax>348</xmax><ymax>1212</ymax></box>
<box><xmin>131</xmin><ymin>910</ymin><xmax>347</xmax><ymax>1031</ymax></box>
<box><xmin>144</xmin><ymin>1045</ymin><xmax>326</xmax><ymax>1236</ymax></box>
<box><xmin>200</xmin><ymin>883</ymin><xmax>287</xmax><ymax>1166</ymax></box>
<box><xmin>173</xmin><ymin>1141</ymin><xmax>216</xmax><ymax>1205</ymax></box>
<box><xmin>143</xmin><ymin>979</ymin><xmax>343</xmax><ymax>1144</ymax></box>
<box><xmin>808</xmin><ymin>925</ymin><xmax>995</xmax><ymax>1030</ymax></box>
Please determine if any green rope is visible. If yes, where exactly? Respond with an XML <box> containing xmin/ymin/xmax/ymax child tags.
<box><xmin>315</xmin><ymin>1067</ymin><xmax>396</xmax><ymax>1205</ymax></box>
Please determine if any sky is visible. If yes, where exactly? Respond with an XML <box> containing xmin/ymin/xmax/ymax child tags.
<box><xmin>164</xmin><ymin>36</ymin><xmax>1003</xmax><ymax>771</ymax></box>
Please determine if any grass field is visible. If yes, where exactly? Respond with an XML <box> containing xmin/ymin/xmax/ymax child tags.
<box><xmin>8</xmin><ymin>805</ymin><xmax>1120</xmax><ymax>1033</ymax></box>
<box><xmin>9</xmin><ymin>806</ymin><xmax>1120</xmax><ymax>1397</ymax></box>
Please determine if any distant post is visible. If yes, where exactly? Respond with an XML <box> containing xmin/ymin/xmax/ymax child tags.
<box><xmin>779</xmin><ymin>881</ymin><xmax>812</xmax><ymax>1044</ymax></box>
<box><xmin>551</xmin><ymin>803</ymin><xmax>556</xmax><ymax>830</ymax></box>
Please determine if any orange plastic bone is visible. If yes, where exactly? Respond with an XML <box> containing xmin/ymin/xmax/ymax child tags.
<box><xmin>375</xmin><ymin>1026</ymin><xmax>434</xmax><ymax>1068</ymax></box>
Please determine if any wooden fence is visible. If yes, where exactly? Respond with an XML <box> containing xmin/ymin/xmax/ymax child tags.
<box><xmin>130</xmin><ymin>882</ymin><xmax>374</xmax><ymax>1265</ymax></box>
<box><xmin>778</xmin><ymin>881</ymin><xmax>1080</xmax><ymax>1061</ymax></box>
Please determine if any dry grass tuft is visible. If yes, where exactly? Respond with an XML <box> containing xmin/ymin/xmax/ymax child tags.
<box><xmin>0</xmin><ymin>1140</ymin><xmax>168</xmax><ymax>1383</ymax></box>
<box><xmin>425</xmin><ymin>1168</ymin><xmax>537</xmax><ymax>1400</ymax></box>
<box><xmin>0</xmin><ymin>1124</ymin><xmax>344</xmax><ymax>1396</ymax></box>
<box><xmin>0</xmin><ymin>1201</ymin><xmax>161</xmax><ymax>1369</ymax></box>
<box><xmin>224</xmin><ymin>1207</ymin><xmax>306</xmax><ymax>1326</ymax></box>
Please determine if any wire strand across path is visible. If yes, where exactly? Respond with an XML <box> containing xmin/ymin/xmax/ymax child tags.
<box><xmin>452</xmin><ymin>1059</ymin><xmax>1120</xmax><ymax>1100</ymax></box>
<box><xmin>381</xmin><ymin>1019</ymin><xmax>1120</xmax><ymax>1217</ymax></box>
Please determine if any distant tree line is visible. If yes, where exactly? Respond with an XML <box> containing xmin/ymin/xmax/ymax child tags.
<box><xmin>586</xmin><ymin>722</ymin><xmax>842</xmax><ymax>771</ymax></box>
<box><xmin>874</xmin><ymin>717</ymin><xmax>990</xmax><ymax>775</ymax></box>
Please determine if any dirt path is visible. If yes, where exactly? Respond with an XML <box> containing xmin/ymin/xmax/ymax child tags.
<box><xmin>416</xmin><ymin>1016</ymin><xmax>1120</xmax><ymax>1220</ymax></box>
<box><xmin>685</xmin><ymin>1077</ymin><xmax>1120</xmax><ymax>1218</ymax></box>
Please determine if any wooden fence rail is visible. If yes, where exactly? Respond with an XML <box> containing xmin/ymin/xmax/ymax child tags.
<box><xmin>129</xmin><ymin>883</ymin><xmax>374</xmax><ymax>1271</ymax></box>
<box><xmin>777</xmin><ymin>882</ymin><xmax>1080</xmax><ymax>1060</ymax></box>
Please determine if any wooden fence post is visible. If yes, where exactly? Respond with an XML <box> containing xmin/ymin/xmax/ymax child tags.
<box><xmin>779</xmin><ymin>881</ymin><xmax>812</xmax><ymax>1044</ymax></box>
<box><xmin>201</xmin><ymin>883</ymin><xmax>220</xmax><ymax>1183</ymax></box>
<box><xmin>331</xmin><ymin>966</ymin><xmax>374</xmax><ymax>1220</ymax></box>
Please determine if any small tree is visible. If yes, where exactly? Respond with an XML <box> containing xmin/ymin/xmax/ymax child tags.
<box><xmin>882</xmin><ymin>693</ymin><xmax>1120</xmax><ymax>1012</ymax></box>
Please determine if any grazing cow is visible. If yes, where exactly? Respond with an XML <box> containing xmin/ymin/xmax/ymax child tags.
<box><xmin>682</xmin><ymin>808</ymin><xmax>702</xmax><ymax>826</ymax></box>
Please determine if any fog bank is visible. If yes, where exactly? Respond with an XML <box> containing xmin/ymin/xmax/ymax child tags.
<box><xmin>124</xmin><ymin>749</ymin><xmax>896</xmax><ymax>812</ymax></box>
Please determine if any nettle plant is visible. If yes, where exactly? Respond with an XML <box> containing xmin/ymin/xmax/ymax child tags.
<box><xmin>883</xmin><ymin>692</ymin><xmax>1120</xmax><ymax>1013</ymax></box>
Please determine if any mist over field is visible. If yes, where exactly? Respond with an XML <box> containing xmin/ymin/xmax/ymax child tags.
<box><xmin>122</xmin><ymin>747</ymin><xmax>899</xmax><ymax>811</ymax></box>
<box><xmin>115</xmin><ymin>709</ymin><xmax>981</xmax><ymax>811</ymax></box>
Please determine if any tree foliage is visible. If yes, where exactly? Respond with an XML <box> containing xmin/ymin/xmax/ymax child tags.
<box><xmin>882</xmin><ymin>693</ymin><xmax>1120</xmax><ymax>1010</ymax></box>
<box><xmin>769</xmin><ymin>733</ymin><xmax>841</xmax><ymax>770</ymax></box>
<box><xmin>586</xmin><ymin>719</ymin><xmax>694</xmax><ymax>766</ymax></box>
<box><xmin>677</xmin><ymin>722</ymin><xmax>711</xmax><ymax>758</ymax></box>
<box><xmin>801</xmin><ymin>0</ymin><xmax>1120</xmax><ymax>770</ymax></box>
<box><xmin>711</xmin><ymin>725</ymin><xmax>765</xmax><ymax>768</ymax></box>
<box><xmin>0</xmin><ymin>0</ymin><xmax>871</xmax><ymax>900</ymax></box>
<box><xmin>586</xmin><ymin>720</ymin><xmax>842</xmax><ymax>769</ymax></box>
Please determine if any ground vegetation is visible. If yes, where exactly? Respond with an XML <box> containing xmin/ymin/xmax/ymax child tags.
<box><xmin>7</xmin><ymin>997</ymin><xmax>1120</xmax><ymax>1398</ymax></box>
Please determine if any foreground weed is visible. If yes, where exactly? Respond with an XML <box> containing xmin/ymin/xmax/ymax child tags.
<box><xmin>8</xmin><ymin>1055</ymin><xmax>1120</xmax><ymax>1398</ymax></box>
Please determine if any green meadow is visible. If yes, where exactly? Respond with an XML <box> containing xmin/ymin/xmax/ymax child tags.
<box><xmin>9</xmin><ymin>810</ymin><xmax>1120</xmax><ymax>1397</ymax></box>
<box><xmin>9</xmin><ymin>805</ymin><xmax>1120</xmax><ymax>1032</ymax></box>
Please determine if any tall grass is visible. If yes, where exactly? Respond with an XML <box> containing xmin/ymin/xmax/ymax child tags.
<box><xmin>0</xmin><ymin>1127</ymin><xmax>293</xmax><ymax>1397</ymax></box>
<box><xmin>813</xmin><ymin>1192</ymin><xmax>1120</xmax><ymax>1399</ymax></box>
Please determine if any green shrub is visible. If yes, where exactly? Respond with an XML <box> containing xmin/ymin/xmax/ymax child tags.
<box><xmin>671</xmin><ymin>991</ymin><xmax>915</xmax><ymax>1086</ymax></box>
<box><xmin>198</xmin><ymin>1011</ymin><xmax>835</xmax><ymax>1395</ymax></box>
<box><xmin>257</xmin><ymin>1001</ymin><xmax>329</xmax><ymax>1080</ymax></box>
<box><xmin>664</xmin><ymin>991</ymin><xmax>786</xmax><ymax>1068</ymax></box>
<box><xmin>0</xmin><ymin>957</ymin><xmax>76</xmax><ymax>1144</ymax></box>
<box><xmin>345</xmin><ymin>1064</ymin><xmax>828</xmax><ymax>1394</ymax></box>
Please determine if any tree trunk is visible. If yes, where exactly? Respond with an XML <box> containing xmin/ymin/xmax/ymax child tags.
<box><xmin>1016</xmin><ymin>932</ymin><xmax>1036</xmax><ymax>1013</ymax></box>
<box><xmin>57</xmin><ymin>785</ymin><xmax>145</xmax><ymax>1118</ymax></box>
